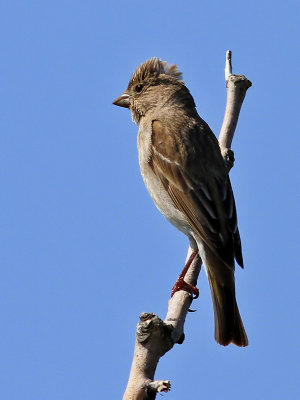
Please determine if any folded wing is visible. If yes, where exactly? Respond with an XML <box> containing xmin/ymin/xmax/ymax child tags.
<box><xmin>150</xmin><ymin>119</ymin><xmax>243</xmax><ymax>269</ymax></box>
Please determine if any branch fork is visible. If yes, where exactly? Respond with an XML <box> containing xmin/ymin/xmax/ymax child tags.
<box><xmin>123</xmin><ymin>51</ymin><xmax>251</xmax><ymax>399</ymax></box>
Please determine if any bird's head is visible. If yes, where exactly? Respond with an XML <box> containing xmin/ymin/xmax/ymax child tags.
<box><xmin>113</xmin><ymin>58</ymin><xmax>191</xmax><ymax>124</ymax></box>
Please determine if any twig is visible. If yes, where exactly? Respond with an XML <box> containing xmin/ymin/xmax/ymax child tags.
<box><xmin>219</xmin><ymin>50</ymin><xmax>252</xmax><ymax>171</ymax></box>
<box><xmin>123</xmin><ymin>50</ymin><xmax>251</xmax><ymax>399</ymax></box>
<box><xmin>225</xmin><ymin>49</ymin><xmax>232</xmax><ymax>80</ymax></box>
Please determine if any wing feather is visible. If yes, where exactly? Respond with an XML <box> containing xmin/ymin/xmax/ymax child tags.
<box><xmin>150</xmin><ymin>119</ymin><xmax>243</xmax><ymax>269</ymax></box>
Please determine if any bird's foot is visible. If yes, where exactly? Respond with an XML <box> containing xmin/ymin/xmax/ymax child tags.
<box><xmin>170</xmin><ymin>250</ymin><xmax>199</xmax><ymax>298</ymax></box>
<box><xmin>171</xmin><ymin>277</ymin><xmax>199</xmax><ymax>299</ymax></box>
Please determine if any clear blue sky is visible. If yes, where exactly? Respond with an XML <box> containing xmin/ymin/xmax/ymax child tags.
<box><xmin>1</xmin><ymin>1</ymin><xmax>299</xmax><ymax>399</ymax></box>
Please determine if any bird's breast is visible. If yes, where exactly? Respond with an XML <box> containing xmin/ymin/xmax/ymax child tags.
<box><xmin>137</xmin><ymin>121</ymin><xmax>193</xmax><ymax>239</ymax></box>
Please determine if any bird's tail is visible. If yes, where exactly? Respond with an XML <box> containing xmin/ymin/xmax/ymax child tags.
<box><xmin>207</xmin><ymin>269</ymin><xmax>248</xmax><ymax>347</ymax></box>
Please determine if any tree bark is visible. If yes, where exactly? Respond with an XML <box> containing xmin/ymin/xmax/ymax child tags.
<box><xmin>123</xmin><ymin>50</ymin><xmax>252</xmax><ymax>400</ymax></box>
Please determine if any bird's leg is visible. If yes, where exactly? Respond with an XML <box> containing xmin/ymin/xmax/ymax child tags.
<box><xmin>171</xmin><ymin>250</ymin><xmax>199</xmax><ymax>299</ymax></box>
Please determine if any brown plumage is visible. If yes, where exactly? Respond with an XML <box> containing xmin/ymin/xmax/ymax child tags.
<box><xmin>113</xmin><ymin>58</ymin><xmax>248</xmax><ymax>347</ymax></box>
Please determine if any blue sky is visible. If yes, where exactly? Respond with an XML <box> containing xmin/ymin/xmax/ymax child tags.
<box><xmin>1</xmin><ymin>1</ymin><xmax>299</xmax><ymax>399</ymax></box>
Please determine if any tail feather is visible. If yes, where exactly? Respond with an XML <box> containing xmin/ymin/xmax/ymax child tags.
<box><xmin>207</xmin><ymin>271</ymin><xmax>248</xmax><ymax>347</ymax></box>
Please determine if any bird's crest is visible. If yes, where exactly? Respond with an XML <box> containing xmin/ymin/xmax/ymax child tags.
<box><xmin>128</xmin><ymin>58</ymin><xmax>183</xmax><ymax>88</ymax></box>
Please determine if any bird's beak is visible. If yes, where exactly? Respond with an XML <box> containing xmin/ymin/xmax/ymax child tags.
<box><xmin>113</xmin><ymin>94</ymin><xmax>130</xmax><ymax>108</ymax></box>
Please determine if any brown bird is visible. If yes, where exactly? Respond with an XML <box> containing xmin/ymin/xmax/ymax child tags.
<box><xmin>113</xmin><ymin>58</ymin><xmax>248</xmax><ymax>347</ymax></box>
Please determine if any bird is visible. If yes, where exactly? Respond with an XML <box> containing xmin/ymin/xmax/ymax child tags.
<box><xmin>113</xmin><ymin>58</ymin><xmax>248</xmax><ymax>347</ymax></box>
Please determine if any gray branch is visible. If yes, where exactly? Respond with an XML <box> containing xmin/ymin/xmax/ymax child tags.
<box><xmin>123</xmin><ymin>51</ymin><xmax>251</xmax><ymax>400</ymax></box>
<box><xmin>219</xmin><ymin>50</ymin><xmax>252</xmax><ymax>171</ymax></box>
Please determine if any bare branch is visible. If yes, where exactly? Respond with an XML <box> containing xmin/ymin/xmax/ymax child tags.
<box><xmin>224</xmin><ymin>49</ymin><xmax>232</xmax><ymax>80</ymax></box>
<box><xmin>123</xmin><ymin>252</ymin><xmax>201</xmax><ymax>400</ymax></box>
<box><xmin>123</xmin><ymin>51</ymin><xmax>251</xmax><ymax>399</ymax></box>
<box><xmin>165</xmin><ymin>248</ymin><xmax>202</xmax><ymax>344</ymax></box>
<box><xmin>123</xmin><ymin>313</ymin><xmax>173</xmax><ymax>399</ymax></box>
<box><xmin>219</xmin><ymin>50</ymin><xmax>252</xmax><ymax>171</ymax></box>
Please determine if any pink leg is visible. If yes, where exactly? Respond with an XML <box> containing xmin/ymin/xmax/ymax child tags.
<box><xmin>171</xmin><ymin>250</ymin><xmax>199</xmax><ymax>299</ymax></box>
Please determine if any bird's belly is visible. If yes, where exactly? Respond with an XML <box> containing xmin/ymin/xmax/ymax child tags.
<box><xmin>139</xmin><ymin>161</ymin><xmax>193</xmax><ymax>238</ymax></box>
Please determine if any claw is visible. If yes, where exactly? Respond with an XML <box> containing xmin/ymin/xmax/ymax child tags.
<box><xmin>171</xmin><ymin>277</ymin><xmax>199</xmax><ymax>299</ymax></box>
<box><xmin>171</xmin><ymin>250</ymin><xmax>199</xmax><ymax>299</ymax></box>
<box><xmin>192</xmin><ymin>287</ymin><xmax>199</xmax><ymax>299</ymax></box>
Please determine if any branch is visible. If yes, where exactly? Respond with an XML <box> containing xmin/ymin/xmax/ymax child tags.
<box><xmin>123</xmin><ymin>250</ymin><xmax>201</xmax><ymax>400</ymax></box>
<box><xmin>219</xmin><ymin>50</ymin><xmax>252</xmax><ymax>171</ymax></box>
<box><xmin>123</xmin><ymin>51</ymin><xmax>251</xmax><ymax>400</ymax></box>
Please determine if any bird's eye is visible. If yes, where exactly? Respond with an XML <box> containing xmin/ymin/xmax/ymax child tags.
<box><xmin>135</xmin><ymin>84</ymin><xmax>143</xmax><ymax>93</ymax></box>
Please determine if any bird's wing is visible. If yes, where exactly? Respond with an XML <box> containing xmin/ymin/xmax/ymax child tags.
<box><xmin>150</xmin><ymin>119</ymin><xmax>243</xmax><ymax>269</ymax></box>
